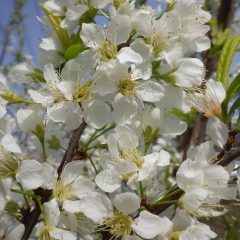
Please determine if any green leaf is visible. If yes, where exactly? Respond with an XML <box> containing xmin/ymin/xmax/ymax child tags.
<box><xmin>79</xmin><ymin>8</ymin><xmax>98</xmax><ymax>25</ymax></box>
<box><xmin>225</xmin><ymin>73</ymin><xmax>240</xmax><ymax>103</ymax></box>
<box><xmin>0</xmin><ymin>92</ymin><xmax>34</xmax><ymax>104</ymax></box>
<box><xmin>228</xmin><ymin>97</ymin><xmax>240</xmax><ymax>117</ymax></box>
<box><xmin>40</xmin><ymin>3</ymin><xmax>70</xmax><ymax>50</ymax></box>
<box><xmin>222</xmin><ymin>74</ymin><xmax>240</xmax><ymax>122</ymax></box>
<box><xmin>64</xmin><ymin>44</ymin><xmax>85</xmax><ymax>61</ymax></box>
<box><xmin>32</xmin><ymin>124</ymin><xmax>45</xmax><ymax>144</ymax></box>
<box><xmin>170</xmin><ymin>108</ymin><xmax>197</xmax><ymax>125</ymax></box>
<box><xmin>26</xmin><ymin>69</ymin><xmax>45</xmax><ymax>82</ymax></box>
<box><xmin>47</xmin><ymin>135</ymin><xmax>61</xmax><ymax>150</ymax></box>
<box><xmin>216</xmin><ymin>36</ymin><xmax>240</xmax><ymax>88</ymax></box>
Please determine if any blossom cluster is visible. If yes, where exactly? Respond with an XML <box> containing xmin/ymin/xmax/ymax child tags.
<box><xmin>0</xmin><ymin>0</ymin><xmax>239</xmax><ymax>239</ymax></box>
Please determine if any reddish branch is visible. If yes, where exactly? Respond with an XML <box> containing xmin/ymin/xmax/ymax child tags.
<box><xmin>21</xmin><ymin>120</ymin><xmax>87</xmax><ymax>240</ymax></box>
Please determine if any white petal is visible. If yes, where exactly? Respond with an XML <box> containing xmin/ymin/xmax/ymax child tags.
<box><xmin>176</xmin><ymin>159</ymin><xmax>204</xmax><ymax>192</ymax></box>
<box><xmin>6</xmin><ymin>223</ymin><xmax>25</xmax><ymax>240</ymax></box>
<box><xmin>118</xmin><ymin>47</ymin><xmax>143</xmax><ymax>65</ymax></box>
<box><xmin>62</xmin><ymin>161</ymin><xmax>85</xmax><ymax>185</ymax></box>
<box><xmin>204</xmin><ymin>165</ymin><xmax>229</xmax><ymax>189</ymax></box>
<box><xmin>28</xmin><ymin>89</ymin><xmax>53</xmax><ymax>107</ymax></box>
<box><xmin>113</xmin><ymin>192</ymin><xmax>140</xmax><ymax>214</ymax></box>
<box><xmin>116</xmin><ymin>124</ymin><xmax>139</xmax><ymax>149</ymax></box>
<box><xmin>173</xmin><ymin>58</ymin><xmax>204</xmax><ymax>88</ymax></box>
<box><xmin>206</xmin><ymin>79</ymin><xmax>226</xmax><ymax>104</ymax></box>
<box><xmin>80</xmin><ymin>23</ymin><xmax>105</xmax><ymax>49</ymax></box>
<box><xmin>0</xmin><ymin>179</ymin><xmax>11</xmax><ymax>211</ymax></box>
<box><xmin>95</xmin><ymin>169</ymin><xmax>121</xmax><ymax>193</ymax></box>
<box><xmin>157</xmin><ymin>150</ymin><xmax>171</xmax><ymax>167</ymax></box>
<box><xmin>65</xmin><ymin>5</ymin><xmax>88</xmax><ymax>21</ymax></box>
<box><xmin>16</xmin><ymin>160</ymin><xmax>45</xmax><ymax>190</ymax></box>
<box><xmin>71</xmin><ymin>176</ymin><xmax>95</xmax><ymax>198</ymax></box>
<box><xmin>162</xmin><ymin>116</ymin><xmax>188</xmax><ymax>138</ymax></box>
<box><xmin>181</xmin><ymin>187</ymin><xmax>208</xmax><ymax>212</ymax></box>
<box><xmin>189</xmin><ymin>36</ymin><xmax>211</xmax><ymax>52</ymax></box>
<box><xmin>114</xmin><ymin>160</ymin><xmax>138</xmax><ymax>175</ymax></box>
<box><xmin>180</xmin><ymin>223</ymin><xmax>217</xmax><ymax>240</ymax></box>
<box><xmin>50</xmin><ymin>228</ymin><xmax>76</xmax><ymax>240</ymax></box>
<box><xmin>84</xmin><ymin>100</ymin><xmax>112</xmax><ymax>129</ymax></box>
<box><xmin>9</xmin><ymin>62</ymin><xmax>34</xmax><ymax>83</ymax></box>
<box><xmin>0</xmin><ymin>103</ymin><xmax>7</xmax><ymax>119</ymax></box>
<box><xmin>17</xmin><ymin>107</ymin><xmax>43</xmax><ymax>132</ymax></box>
<box><xmin>206</xmin><ymin>118</ymin><xmax>228</xmax><ymax>148</ymax></box>
<box><xmin>41</xmin><ymin>162</ymin><xmax>57</xmax><ymax>190</ymax></box>
<box><xmin>1</xmin><ymin>134</ymin><xmax>22</xmax><ymax>153</ymax></box>
<box><xmin>47</xmin><ymin>102</ymin><xmax>68</xmax><ymax>123</ymax></box>
<box><xmin>43</xmin><ymin>63</ymin><xmax>60</xmax><ymax>85</ymax></box>
<box><xmin>132</xmin><ymin>211</ymin><xmax>173</xmax><ymax>239</ymax></box>
<box><xmin>57</xmin><ymin>81</ymin><xmax>75</xmax><ymax>101</ymax></box>
<box><xmin>112</xmin><ymin>94</ymin><xmax>138</xmax><ymax>124</ymax></box>
<box><xmin>92</xmin><ymin>72</ymin><xmax>117</xmax><ymax>96</ymax></box>
<box><xmin>43</xmin><ymin>199</ymin><xmax>60</xmax><ymax>226</ymax></box>
<box><xmin>63</xmin><ymin>192</ymin><xmax>113</xmax><ymax>224</ymax></box>
<box><xmin>138</xmin><ymin>153</ymin><xmax>160</xmax><ymax>181</ymax></box>
<box><xmin>137</xmin><ymin>81</ymin><xmax>165</xmax><ymax>103</ymax></box>
<box><xmin>106</xmin><ymin>15</ymin><xmax>131</xmax><ymax>45</ymax></box>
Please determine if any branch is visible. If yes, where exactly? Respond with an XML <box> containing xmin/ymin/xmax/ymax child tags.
<box><xmin>217</xmin><ymin>0</ymin><xmax>235</xmax><ymax>30</ymax></box>
<box><xmin>57</xmin><ymin>120</ymin><xmax>87</xmax><ymax>178</ymax></box>
<box><xmin>21</xmin><ymin>120</ymin><xmax>87</xmax><ymax>240</ymax></box>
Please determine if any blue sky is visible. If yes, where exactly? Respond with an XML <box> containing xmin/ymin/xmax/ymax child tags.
<box><xmin>0</xmin><ymin>0</ymin><xmax>44</xmax><ymax>65</ymax></box>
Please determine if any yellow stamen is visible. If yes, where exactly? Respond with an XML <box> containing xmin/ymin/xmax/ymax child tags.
<box><xmin>105</xmin><ymin>212</ymin><xmax>133</xmax><ymax>238</ymax></box>
<box><xmin>97</xmin><ymin>41</ymin><xmax>117</xmax><ymax>62</ymax></box>
<box><xmin>53</xmin><ymin>180</ymin><xmax>72</xmax><ymax>202</ymax></box>
<box><xmin>146</xmin><ymin>33</ymin><xmax>166</xmax><ymax>55</ymax></box>
<box><xmin>0</xmin><ymin>145</ymin><xmax>18</xmax><ymax>179</ymax></box>
<box><xmin>73</xmin><ymin>82</ymin><xmax>92</xmax><ymax>103</ymax></box>
<box><xmin>118</xmin><ymin>78</ymin><xmax>138</xmax><ymax>96</ymax></box>
<box><xmin>38</xmin><ymin>224</ymin><xmax>54</xmax><ymax>240</ymax></box>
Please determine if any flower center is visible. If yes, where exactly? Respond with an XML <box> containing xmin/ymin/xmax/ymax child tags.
<box><xmin>49</xmin><ymin>87</ymin><xmax>66</xmax><ymax>103</ymax></box>
<box><xmin>118</xmin><ymin>78</ymin><xmax>138</xmax><ymax>96</ymax></box>
<box><xmin>97</xmin><ymin>41</ymin><xmax>117</xmax><ymax>62</ymax></box>
<box><xmin>53</xmin><ymin>180</ymin><xmax>72</xmax><ymax>202</ymax></box>
<box><xmin>170</xmin><ymin>231</ymin><xmax>182</xmax><ymax>240</ymax></box>
<box><xmin>38</xmin><ymin>224</ymin><xmax>55</xmax><ymax>240</ymax></box>
<box><xmin>147</xmin><ymin>33</ymin><xmax>166</xmax><ymax>55</ymax></box>
<box><xmin>0</xmin><ymin>145</ymin><xmax>18</xmax><ymax>179</ymax></box>
<box><xmin>105</xmin><ymin>212</ymin><xmax>133</xmax><ymax>238</ymax></box>
<box><xmin>73</xmin><ymin>82</ymin><xmax>92</xmax><ymax>103</ymax></box>
<box><xmin>121</xmin><ymin>148</ymin><xmax>144</xmax><ymax>168</ymax></box>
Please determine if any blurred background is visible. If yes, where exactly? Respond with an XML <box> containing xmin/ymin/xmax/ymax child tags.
<box><xmin>0</xmin><ymin>0</ymin><xmax>44</xmax><ymax>67</ymax></box>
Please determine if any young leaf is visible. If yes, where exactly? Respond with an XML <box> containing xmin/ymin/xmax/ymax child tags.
<box><xmin>39</xmin><ymin>3</ymin><xmax>70</xmax><ymax>50</ymax></box>
<box><xmin>217</xmin><ymin>36</ymin><xmax>240</xmax><ymax>88</ymax></box>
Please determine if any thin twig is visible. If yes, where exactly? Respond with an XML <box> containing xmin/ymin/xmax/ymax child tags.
<box><xmin>21</xmin><ymin>121</ymin><xmax>87</xmax><ymax>240</ymax></box>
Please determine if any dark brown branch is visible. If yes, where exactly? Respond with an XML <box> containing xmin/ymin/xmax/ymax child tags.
<box><xmin>57</xmin><ymin>120</ymin><xmax>87</xmax><ymax>178</ymax></box>
<box><xmin>217</xmin><ymin>0</ymin><xmax>235</xmax><ymax>30</ymax></box>
<box><xmin>21</xmin><ymin>120</ymin><xmax>87</xmax><ymax>240</ymax></box>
